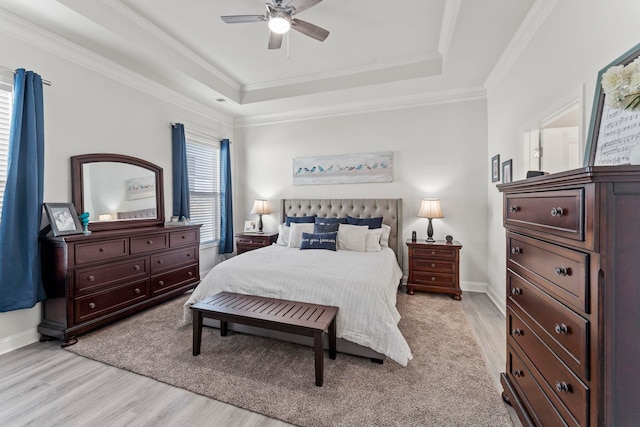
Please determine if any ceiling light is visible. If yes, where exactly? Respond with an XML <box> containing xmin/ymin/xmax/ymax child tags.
<box><xmin>268</xmin><ymin>12</ymin><xmax>291</xmax><ymax>34</ymax></box>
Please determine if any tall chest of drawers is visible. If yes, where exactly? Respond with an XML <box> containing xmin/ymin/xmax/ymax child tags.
<box><xmin>39</xmin><ymin>224</ymin><xmax>201</xmax><ymax>346</ymax></box>
<box><xmin>498</xmin><ymin>166</ymin><xmax>640</xmax><ymax>426</ymax></box>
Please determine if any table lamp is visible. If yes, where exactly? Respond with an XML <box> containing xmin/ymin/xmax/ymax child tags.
<box><xmin>417</xmin><ymin>198</ymin><xmax>444</xmax><ymax>242</ymax></box>
<box><xmin>250</xmin><ymin>199</ymin><xmax>270</xmax><ymax>233</ymax></box>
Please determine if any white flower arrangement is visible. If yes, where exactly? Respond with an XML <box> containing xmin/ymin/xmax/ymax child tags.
<box><xmin>601</xmin><ymin>57</ymin><xmax>640</xmax><ymax>110</ymax></box>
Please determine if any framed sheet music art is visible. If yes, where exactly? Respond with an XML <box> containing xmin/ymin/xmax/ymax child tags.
<box><xmin>585</xmin><ymin>42</ymin><xmax>640</xmax><ymax>166</ymax></box>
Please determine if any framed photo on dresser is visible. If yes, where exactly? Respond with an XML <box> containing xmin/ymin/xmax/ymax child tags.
<box><xmin>43</xmin><ymin>202</ymin><xmax>83</xmax><ymax>237</ymax></box>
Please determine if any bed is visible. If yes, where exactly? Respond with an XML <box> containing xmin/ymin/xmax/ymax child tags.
<box><xmin>183</xmin><ymin>198</ymin><xmax>412</xmax><ymax>366</ymax></box>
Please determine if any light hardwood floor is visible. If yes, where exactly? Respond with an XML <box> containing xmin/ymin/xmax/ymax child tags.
<box><xmin>0</xmin><ymin>290</ymin><xmax>520</xmax><ymax>427</ymax></box>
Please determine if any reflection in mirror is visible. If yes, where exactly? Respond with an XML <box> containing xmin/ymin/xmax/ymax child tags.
<box><xmin>83</xmin><ymin>162</ymin><xmax>157</xmax><ymax>222</ymax></box>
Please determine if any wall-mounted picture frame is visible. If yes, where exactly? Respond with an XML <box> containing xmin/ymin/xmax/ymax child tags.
<box><xmin>43</xmin><ymin>202</ymin><xmax>83</xmax><ymax>237</ymax></box>
<box><xmin>585</xmin><ymin>42</ymin><xmax>640</xmax><ymax>166</ymax></box>
<box><xmin>491</xmin><ymin>154</ymin><xmax>500</xmax><ymax>182</ymax></box>
<box><xmin>243</xmin><ymin>220</ymin><xmax>258</xmax><ymax>233</ymax></box>
<box><xmin>502</xmin><ymin>159</ymin><xmax>513</xmax><ymax>183</ymax></box>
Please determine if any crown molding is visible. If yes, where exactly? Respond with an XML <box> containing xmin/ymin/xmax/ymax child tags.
<box><xmin>0</xmin><ymin>8</ymin><xmax>234</xmax><ymax>128</ymax></box>
<box><xmin>234</xmin><ymin>86</ymin><xmax>487</xmax><ymax>128</ymax></box>
<box><xmin>439</xmin><ymin>0</ymin><xmax>462</xmax><ymax>67</ymax></box>
<box><xmin>484</xmin><ymin>0</ymin><xmax>560</xmax><ymax>95</ymax></box>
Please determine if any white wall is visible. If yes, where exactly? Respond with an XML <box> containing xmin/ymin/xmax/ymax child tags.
<box><xmin>0</xmin><ymin>30</ymin><xmax>234</xmax><ymax>354</ymax></box>
<box><xmin>486</xmin><ymin>0</ymin><xmax>640</xmax><ymax>307</ymax></box>
<box><xmin>234</xmin><ymin>100</ymin><xmax>490</xmax><ymax>290</ymax></box>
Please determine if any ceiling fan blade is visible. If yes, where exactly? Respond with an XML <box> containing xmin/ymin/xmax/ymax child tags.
<box><xmin>291</xmin><ymin>18</ymin><xmax>329</xmax><ymax>42</ymax></box>
<box><xmin>283</xmin><ymin>0</ymin><xmax>323</xmax><ymax>15</ymax></box>
<box><xmin>221</xmin><ymin>15</ymin><xmax>266</xmax><ymax>24</ymax></box>
<box><xmin>268</xmin><ymin>31</ymin><xmax>283</xmax><ymax>49</ymax></box>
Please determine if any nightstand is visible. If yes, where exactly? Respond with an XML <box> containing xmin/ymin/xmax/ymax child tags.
<box><xmin>235</xmin><ymin>232</ymin><xmax>278</xmax><ymax>254</ymax></box>
<box><xmin>406</xmin><ymin>239</ymin><xmax>463</xmax><ymax>300</ymax></box>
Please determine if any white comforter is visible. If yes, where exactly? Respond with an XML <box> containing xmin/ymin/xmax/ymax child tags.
<box><xmin>183</xmin><ymin>245</ymin><xmax>412</xmax><ymax>366</ymax></box>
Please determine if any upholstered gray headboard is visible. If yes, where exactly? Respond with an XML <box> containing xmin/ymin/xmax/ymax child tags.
<box><xmin>281</xmin><ymin>198</ymin><xmax>402</xmax><ymax>266</ymax></box>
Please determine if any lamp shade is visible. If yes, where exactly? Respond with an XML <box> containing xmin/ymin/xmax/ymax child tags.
<box><xmin>417</xmin><ymin>199</ymin><xmax>443</xmax><ymax>219</ymax></box>
<box><xmin>250</xmin><ymin>199</ymin><xmax>271</xmax><ymax>215</ymax></box>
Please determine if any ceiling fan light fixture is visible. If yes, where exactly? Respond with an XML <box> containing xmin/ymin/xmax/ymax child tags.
<box><xmin>268</xmin><ymin>12</ymin><xmax>291</xmax><ymax>34</ymax></box>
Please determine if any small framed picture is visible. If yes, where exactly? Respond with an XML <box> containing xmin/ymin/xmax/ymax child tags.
<box><xmin>502</xmin><ymin>159</ymin><xmax>513</xmax><ymax>183</ymax></box>
<box><xmin>491</xmin><ymin>154</ymin><xmax>500</xmax><ymax>182</ymax></box>
<box><xmin>44</xmin><ymin>202</ymin><xmax>83</xmax><ymax>236</ymax></box>
<box><xmin>243</xmin><ymin>220</ymin><xmax>258</xmax><ymax>233</ymax></box>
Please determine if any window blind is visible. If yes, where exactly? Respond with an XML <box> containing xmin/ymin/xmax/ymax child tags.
<box><xmin>0</xmin><ymin>82</ymin><xmax>12</xmax><ymax>216</ymax></box>
<box><xmin>185</xmin><ymin>129</ymin><xmax>220</xmax><ymax>244</ymax></box>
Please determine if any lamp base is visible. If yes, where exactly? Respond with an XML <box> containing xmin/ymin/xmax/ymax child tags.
<box><xmin>426</xmin><ymin>218</ymin><xmax>435</xmax><ymax>242</ymax></box>
<box><xmin>258</xmin><ymin>214</ymin><xmax>264</xmax><ymax>233</ymax></box>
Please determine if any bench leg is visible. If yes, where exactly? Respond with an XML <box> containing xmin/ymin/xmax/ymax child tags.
<box><xmin>192</xmin><ymin>310</ymin><xmax>203</xmax><ymax>356</ymax></box>
<box><xmin>220</xmin><ymin>320</ymin><xmax>228</xmax><ymax>336</ymax></box>
<box><xmin>314</xmin><ymin>331</ymin><xmax>324</xmax><ymax>387</ymax></box>
<box><xmin>328</xmin><ymin>317</ymin><xmax>337</xmax><ymax>360</ymax></box>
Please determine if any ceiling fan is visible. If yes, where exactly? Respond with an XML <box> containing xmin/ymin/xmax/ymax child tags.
<box><xmin>221</xmin><ymin>0</ymin><xmax>330</xmax><ymax>50</ymax></box>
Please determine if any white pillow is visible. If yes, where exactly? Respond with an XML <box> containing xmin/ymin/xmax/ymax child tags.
<box><xmin>288</xmin><ymin>222</ymin><xmax>315</xmax><ymax>248</ymax></box>
<box><xmin>276</xmin><ymin>224</ymin><xmax>290</xmax><ymax>246</ymax></box>
<box><xmin>337</xmin><ymin>224</ymin><xmax>368</xmax><ymax>252</ymax></box>
<box><xmin>365</xmin><ymin>228</ymin><xmax>383</xmax><ymax>252</ymax></box>
<box><xmin>380</xmin><ymin>224</ymin><xmax>391</xmax><ymax>248</ymax></box>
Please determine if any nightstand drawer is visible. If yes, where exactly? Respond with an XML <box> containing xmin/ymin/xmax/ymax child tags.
<box><xmin>410</xmin><ymin>271</ymin><xmax>456</xmax><ymax>287</ymax></box>
<box><xmin>235</xmin><ymin>233</ymin><xmax>278</xmax><ymax>255</ymax></box>
<box><xmin>411</xmin><ymin>247</ymin><xmax>458</xmax><ymax>260</ymax></box>
<box><xmin>412</xmin><ymin>259</ymin><xmax>455</xmax><ymax>273</ymax></box>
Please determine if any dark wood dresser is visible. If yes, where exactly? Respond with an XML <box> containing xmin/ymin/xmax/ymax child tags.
<box><xmin>406</xmin><ymin>240</ymin><xmax>462</xmax><ymax>299</ymax></box>
<box><xmin>39</xmin><ymin>224</ymin><xmax>201</xmax><ymax>346</ymax></box>
<box><xmin>498</xmin><ymin>166</ymin><xmax>640</xmax><ymax>426</ymax></box>
<box><xmin>235</xmin><ymin>232</ymin><xmax>278</xmax><ymax>254</ymax></box>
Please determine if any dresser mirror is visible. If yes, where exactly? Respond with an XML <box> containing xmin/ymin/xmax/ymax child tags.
<box><xmin>71</xmin><ymin>153</ymin><xmax>165</xmax><ymax>231</ymax></box>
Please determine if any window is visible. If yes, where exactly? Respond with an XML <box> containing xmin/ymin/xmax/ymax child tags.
<box><xmin>185</xmin><ymin>129</ymin><xmax>220</xmax><ymax>245</ymax></box>
<box><xmin>0</xmin><ymin>81</ymin><xmax>12</xmax><ymax>215</ymax></box>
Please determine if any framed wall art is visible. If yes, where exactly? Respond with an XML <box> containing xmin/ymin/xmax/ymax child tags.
<box><xmin>293</xmin><ymin>152</ymin><xmax>393</xmax><ymax>185</ymax></box>
<box><xmin>491</xmin><ymin>154</ymin><xmax>500</xmax><ymax>182</ymax></box>
<box><xmin>502</xmin><ymin>159</ymin><xmax>513</xmax><ymax>183</ymax></box>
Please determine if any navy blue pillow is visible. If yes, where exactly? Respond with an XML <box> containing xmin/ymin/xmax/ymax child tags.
<box><xmin>300</xmin><ymin>232</ymin><xmax>337</xmax><ymax>251</ymax></box>
<box><xmin>346</xmin><ymin>216</ymin><xmax>383</xmax><ymax>229</ymax></box>
<box><xmin>314</xmin><ymin>222</ymin><xmax>340</xmax><ymax>233</ymax></box>
<box><xmin>285</xmin><ymin>215</ymin><xmax>316</xmax><ymax>226</ymax></box>
<box><xmin>314</xmin><ymin>217</ymin><xmax>348</xmax><ymax>224</ymax></box>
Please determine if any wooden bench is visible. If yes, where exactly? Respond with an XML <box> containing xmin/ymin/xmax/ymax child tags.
<box><xmin>191</xmin><ymin>291</ymin><xmax>338</xmax><ymax>386</ymax></box>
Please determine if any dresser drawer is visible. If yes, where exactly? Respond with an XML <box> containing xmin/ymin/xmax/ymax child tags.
<box><xmin>508</xmin><ymin>271</ymin><xmax>589</xmax><ymax>380</ymax></box>
<box><xmin>151</xmin><ymin>264</ymin><xmax>199</xmax><ymax>295</ymax></box>
<box><xmin>170</xmin><ymin>229</ymin><xmax>198</xmax><ymax>247</ymax></box>
<box><xmin>505</xmin><ymin>189</ymin><xmax>584</xmax><ymax>242</ymax></box>
<box><xmin>74</xmin><ymin>238</ymin><xmax>128</xmax><ymax>265</ymax></box>
<box><xmin>130</xmin><ymin>233</ymin><xmax>168</xmax><ymax>254</ymax></box>
<box><xmin>509</xmin><ymin>308</ymin><xmax>589</xmax><ymax>426</ymax></box>
<box><xmin>74</xmin><ymin>279</ymin><xmax>149</xmax><ymax>323</ymax></box>
<box><xmin>507</xmin><ymin>346</ymin><xmax>570</xmax><ymax>427</ymax></box>
<box><xmin>412</xmin><ymin>259</ymin><xmax>455</xmax><ymax>273</ymax></box>
<box><xmin>151</xmin><ymin>247</ymin><xmax>197</xmax><ymax>273</ymax></box>
<box><xmin>75</xmin><ymin>257</ymin><xmax>148</xmax><ymax>295</ymax></box>
<box><xmin>410</xmin><ymin>246</ymin><xmax>458</xmax><ymax>261</ymax></box>
<box><xmin>508</xmin><ymin>232</ymin><xmax>588</xmax><ymax>312</ymax></box>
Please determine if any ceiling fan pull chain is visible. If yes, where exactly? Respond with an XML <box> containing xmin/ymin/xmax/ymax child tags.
<box><xmin>286</xmin><ymin>32</ymin><xmax>290</xmax><ymax>60</ymax></box>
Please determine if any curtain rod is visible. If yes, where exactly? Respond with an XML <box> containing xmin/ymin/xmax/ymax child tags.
<box><xmin>170</xmin><ymin>122</ymin><xmax>230</xmax><ymax>143</ymax></box>
<box><xmin>0</xmin><ymin>65</ymin><xmax>52</xmax><ymax>86</ymax></box>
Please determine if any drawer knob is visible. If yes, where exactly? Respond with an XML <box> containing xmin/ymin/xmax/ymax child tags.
<box><xmin>99</xmin><ymin>247</ymin><xmax>106</xmax><ymax>253</ymax></box>
<box><xmin>554</xmin><ymin>266</ymin><xmax>568</xmax><ymax>276</ymax></box>
<box><xmin>511</xmin><ymin>287</ymin><xmax>522</xmax><ymax>296</ymax></box>
<box><xmin>430</xmin><ymin>251</ymin><xmax>435</xmax><ymax>255</ymax></box>
<box><xmin>88</xmin><ymin>302</ymin><xmax>96</xmax><ymax>309</ymax></box>
<box><xmin>554</xmin><ymin>323</ymin><xmax>568</xmax><ymax>335</ymax></box>
<box><xmin>188</xmin><ymin>271</ymin><xmax>193</xmax><ymax>276</ymax></box>
<box><xmin>87</xmin><ymin>275</ymin><xmax>95</xmax><ymax>282</ymax></box>
<box><xmin>431</xmin><ymin>276</ymin><xmax>436</xmax><ymax>281</ymax></box>
<box><xmin>509</xmin><ymin>205</ymin><xmax>520</xmax><ymax>213</ymax></box>
<box><xmin>512</xmin><ymin>328</ymin><xmax>523</xmax><ymax>336</ymax></box>
<box><xmin>431</xmin><ymin>263</ymin><xmax>436</xmax><ymax>268</ymax></box>
<box><xmin>147</xmin><ymin>240</ymin><xmax>153</xmax><ymax>245</ymax></box>
<box><xmin>186</xmin><ymin>253</ymin><xmax>191</xmax><ymax>257</ymax></box>
<box><xmin>134</xmin><ymin>265</ymin><xmax>140</xmax><ymax>271</ymax></box>
<box><xmin>181</xmin><ymin>235</ymin><xmax>186</xmax><ymax>239</ymax></box>
<box><xmin>512</xmin><ymin>369</ymin><xmax>523</xmax><ymax>377</ymax></box>
<box><xmin>157</xmin><ymin>259</ymin><xmax>163</xmax><ymax>264</ymax></box>
<box><xmin>134</xmin><ymin>288</ymin><xmax>141</xmax><ymax>294</ymax></box>
<box><xmin>158</xmin><ymin>280</ymin><xmax>164</xmax><ymax>286</ymax></box>
<box><xmin>555</xmin><ymin>381</ymin><xmax>570</xmax><ymax>393</ymax></box>
<box><xmin>511</xmin><ymin>247</ymin><xmax>521</xmax><ymax>255</ymax></box>
<box><xmin>550</xmin><ymin>207</ymin><xmax>564</xmax><ymax>217</ymax></box>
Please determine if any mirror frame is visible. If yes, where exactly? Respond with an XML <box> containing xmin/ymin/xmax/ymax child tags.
<box><xmin>71</xmin><ymin>153</ymin><xmax>165</xmax><ymax>232</ymax></box>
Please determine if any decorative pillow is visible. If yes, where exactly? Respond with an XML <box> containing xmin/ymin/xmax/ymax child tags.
<box><xmin>285</xmin><ymin>215</ymin><xmax>316</xmax><ymax>226</ymax></box>
<box><xmin>276</xmin><ymin>224</ymin><xmax>290</xmax><ymax>246</ymax></box>
<box><xmin>380</xmin><ymin>224</ymin><xmax>391</xmax><ymax>248</ymax></box>
<box><xmin>314</xmin><ymin>222</ymin><xmax>340</xmax><ymax>233</ymax></box>
<box><xmin>337</xmin><ymin>223</ymin><xmax>368</xmax><ymax>252</ymax></box>
<box><xmin>300</xmin><ymin>232</ymin><xmax>338</xmax><ymax>251</ymax></box>
<box><xmin>288</xmin><ymin>222</ymin><xmax>315</xmax><ymax>248</ymax></box>
<box><xmin>365</xmin><ymin>228</ymin><xmax>384</xmax><ymax>252</ymax></box>
<box><xmin>346</xmin><ymin>216</ymin><xmax>383</xmax><ymax>229</ymax></box>
<box><xmin>314</xmin><ymin>217</ymin><xmax>348</xmax><ymax>224</ymax></box>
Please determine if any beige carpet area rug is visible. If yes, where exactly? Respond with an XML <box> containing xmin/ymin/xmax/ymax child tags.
<box><xmin>66</xmin><ymin>291</ymin><xmax>512</xmax><ymax>427</ymax></box>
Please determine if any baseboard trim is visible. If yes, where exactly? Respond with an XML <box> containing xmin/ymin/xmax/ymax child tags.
<box><xmin>0</xmin><ymin>329</ymin><xmax>40</xmax><ymax>355</ymax></box>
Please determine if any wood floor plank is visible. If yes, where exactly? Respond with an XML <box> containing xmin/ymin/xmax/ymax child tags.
<box><xmin>0</xmin><ymin>290</ymin><xmax>518</xmax><ymax>426</ymax></box>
